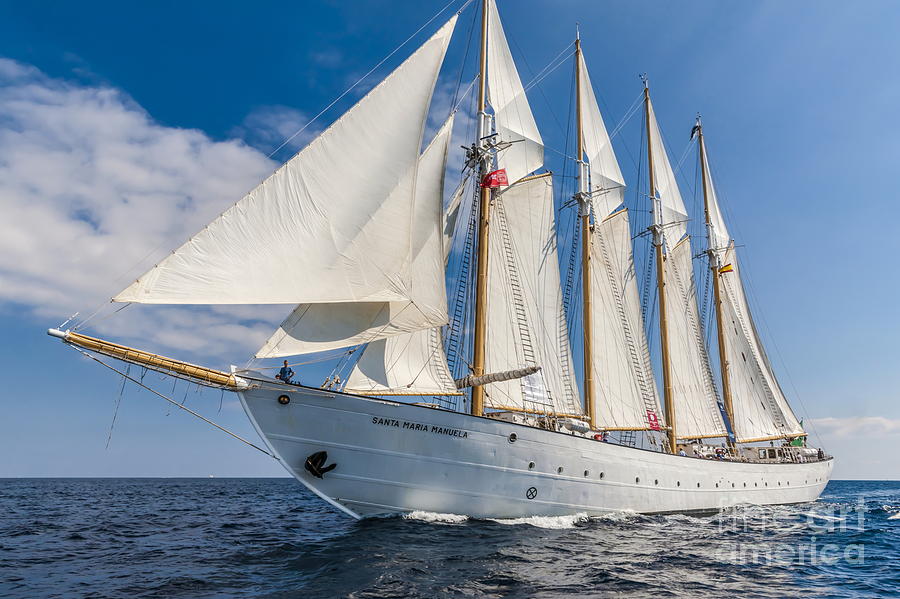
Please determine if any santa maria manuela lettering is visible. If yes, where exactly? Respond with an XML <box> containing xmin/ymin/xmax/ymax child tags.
<box><xmin>371</xmin><ymin>417</ymin><xmax>469</xmax><ymax>439</ymax></box>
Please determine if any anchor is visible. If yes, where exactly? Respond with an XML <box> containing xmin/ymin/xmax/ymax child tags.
<box><xmin>304</xmin><ymin>451</ymin><xmax>337</xmax><ymax>479</ymax></box>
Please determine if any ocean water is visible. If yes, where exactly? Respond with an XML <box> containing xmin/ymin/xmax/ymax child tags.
<box><xmin>1</xmin><ymin>479</ymin><xmax>898</xmax><ymax>598</ymax></box>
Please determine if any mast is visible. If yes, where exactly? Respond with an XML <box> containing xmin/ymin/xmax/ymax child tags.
<box><xmin>698</xmin><ymin>120</ymin><xmax>736</xmax><ymax>447</ymax></box>
<box><xmin>470</xmin><ymin>0</ymin><xmax>491</xmax><ymax>416</ymax></box>
<box><xmin>574</xmin><ymin>33</ymin><xmax>596</xmax><ymax>429</ymax></box>
<box><xmin>644</xmin><ymin>82</ymin><xmax>677</xmax><ymax>452</ymax></box>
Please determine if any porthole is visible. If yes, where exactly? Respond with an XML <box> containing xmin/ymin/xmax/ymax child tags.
<box><xmin>715</xmin><ymin>483</ymin><xmax>719</xmax><ymax>488</ymax></box>
<box><xmin>765</xmin><ymin>482</ymin><xmax>768</xmax><ymax>487</ymax></box>
<box><xmin>697</xmin><ymin>482</ymin><xmax>701</xmax><ymax>488</ymax></box>
<box><xmin>557</xmin><ymin>466</ymin><xmax>564</xmax><ymax>474</ymax></box>
<box><xmin>635</xmin><ymin>477</ymin><xmax>640</xmax><ymax>484</ymax></box>
<box><xmin>584</xmin><ymin>470</ymin><xmax>590</xmax><ymax>477</ymax></box>
<box><xmin>528</xmin><ymin>461</ymin><xmax>535</xmax><ymax>470</ymax></box>
<box><xmin>731</xmin><ymin>483</ymin><xmax>735</xmax><ymax>488</ymax></box>
<box><xmin>677</xmin><ymin>481</ymin><xmax>681</xmax><ymax>487</ymax></box>
<box><xmin>743</xmin><ymin>482</ymin><xmax>747</xmax><ymax>487</ymax></box>
<box><xmin>754</xmin><ymin>482</ymin><xmax>758</xmax><ymax>487</ymax></box>
<box><xmin>508</xmin><ymin>432</ymin><xmax>518</xmax><ymax>443</ymax></box>
<box><xmin>654</xmin><ymin>479</ymin><xmax>659</xmax><ymax>485</ymax></box>
<box><xmin>277</xmin><ymin>394</ymin><xmax>290</xmax><ymax>405</ymax></box>
<box><xmin>599</xmin><ymin>472</ymin><xmax>605</xmax><ymax>479</ymax></box>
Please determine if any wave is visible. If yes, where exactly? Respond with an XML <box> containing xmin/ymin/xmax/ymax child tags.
<box><xmin>402</xmin><ymin>511</ymin><xmax>469</xmax><ymax>524</ymax></box>
<box><xmin>488</xmin><ymin>513</ymin><xmax>590</xmax><ymax>529</ymax></box>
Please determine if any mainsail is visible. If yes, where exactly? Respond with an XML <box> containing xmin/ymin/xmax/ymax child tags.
<box><xmin>343</xmin><ymin>117</ymin><xmax>458</xmax><ymax>395</ymax></box>
<box><xmin>576</xmin><ymin>50</ymin><xmax>662</xmax><ymax>430</ymax></box>
<box><xmin>647</xmin><ymin>97</ymin><xmax>727</xmax><ymax>439</ymax></box>
<box><xmin>701</xmin><ymin>140</ymin><xmax>804</xmax><ymax>442</ymax></box>
<box><xmin>591</xmin><ymin>210</ymin><xmax>663</xmax><ymax>429</ymax></box>
<box><xmin>486</xmin><ymin>0</ymin><xmax>543</xmax><ymax>184</ymax></box>
<box><xmin>115</xmin><ymin>17</ymin><xmax>457</xmax><ymax>306</ymax></box>
<box><xmin>483</xmin><ymin>175</ymin><xmax>580</xmax><ymax>415</ymax></box>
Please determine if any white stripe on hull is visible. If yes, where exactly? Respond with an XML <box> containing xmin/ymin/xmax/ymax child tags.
<box><xmin>239</xmin><ymin>384</ymin><xmax>833</xmax><ymax>519</ymax></box>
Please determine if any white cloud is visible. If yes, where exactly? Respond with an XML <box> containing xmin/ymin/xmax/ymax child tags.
<box><xmin>0</xmin><ymin>58</ymin><xmax>291</xmax><ymax>362</ymax></box>
<box><xmin>808</xmin><ymin>416</ymin><xmax>900</xmax><ymax>439</ymax></box>
<box><xmin>230</xmin><ymin>104</ymin><xmax>319</xmax><ymax>158</ymax></box>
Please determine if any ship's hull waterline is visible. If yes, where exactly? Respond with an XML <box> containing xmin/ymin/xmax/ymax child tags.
<box><xmin>239</xmin><ymin>380</ymin><xmax>832</xmax><ymax>519</ymax></box>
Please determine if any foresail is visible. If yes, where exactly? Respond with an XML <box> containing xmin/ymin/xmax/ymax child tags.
<box><xmin>590</xmin><ymin>209</ymin><xmax>663</xmax><ymax>429</ymax></box>
<box><xmin>665</xmin><ymin>237</ymin><xmax>728</xmax><ymax>439</ymax></box>
<box><xmin>647</xmin><ymin>98</ymin><xmax>688</xmax><ymax>245</ymax></box>
<box><xmin>257</xmin><ymin>115</ymin><xmax>456</xmax><ymax>357</ymax></box>
<box><xmin>115</xmin><ymin>17</ymin><xmax>457</xmax><ymax>305</ymax></box>
<box><xmin>718</xmin><ymin>246</ymin><xmax>804</xmax><ymax>441</ymax></box>
<box><xmin>577</xmin><ymin>52</ymin><xmax>625</xmax><ymax>219</ymax></box>
<box><xmin>486</xmin><ymin>0</ymin><xmax>543</xmax><ymax>184</ymax></box>
<box><xmin>483</xmin><ymin>175</ymin><xmax>580</xmax><ymax>415</ymax></box>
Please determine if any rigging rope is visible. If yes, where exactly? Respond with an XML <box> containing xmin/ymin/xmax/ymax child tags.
<box><xmin>267</xmin><ymin>0</ymin><xmax>468</xmax><ymax>158</ymax></box>
<box><xmin>72</xmin><ymin>347</ymin><xmax>275</xmax><ymax>458</ymax></box>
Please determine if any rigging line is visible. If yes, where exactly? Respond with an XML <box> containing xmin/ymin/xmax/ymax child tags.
<box><xmin>77</xmin><ymin>302</ymin><xmax>133</xmax><ymax>333</ymax></box>
<box><xmin>523</xmin><ymin>41</ymin><xmax>575</xmax><ymax>91</ymax></box>
<box><xmin>267</xmin><ymin>0</ymin><xmax>465</xmax><ymax>159</ymax></box>
<box><xmin>72</xmin><ymin>346</ymin><xmax>275</xmax><ymax>458</ymax></box>
<box><xmin>508</xmin><ymin>34</ymin><xmax>569</xmax><ymax>137</ymax></box>
<box><xmin>451</xmin><ymin>1</ymin><xmax>480</xmax><ymax>108</ymax></box>
<box><xmin>522</xmin><ymin>46</ymin><xmax>575</xmax><ymax>94</ymax></box>
<box><xmin>105</xmin><ymin>364</ymin><xmax>130</xmax><ymax>449</ymax></box>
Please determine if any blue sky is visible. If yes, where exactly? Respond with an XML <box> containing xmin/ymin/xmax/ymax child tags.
<box><xmin>1</xmin><ymin>0</ymin><xmax>898</xmax><ymax>479</ymax></box>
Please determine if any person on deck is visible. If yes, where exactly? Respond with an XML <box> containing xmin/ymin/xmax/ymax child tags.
<box><xmin>276</xmin><ymin>360</ymin><xmax>294</xmax><ymax>384</ymax></box>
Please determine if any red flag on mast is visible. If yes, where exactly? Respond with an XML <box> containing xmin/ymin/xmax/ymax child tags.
<box><xmin>481</xmin><ymin>169</ymin><xmax>509</xmax><ymax>188</ymax></box>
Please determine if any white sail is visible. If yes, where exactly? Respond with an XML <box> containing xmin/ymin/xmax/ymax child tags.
<box><xmin>647</xmin><ymin>97</ymin><xmax>688</xmax><ymax>245</ymax></box>
<box><xmin>343</xmin><ymin>117</ymin><xmax>458</xmax><ymax>394</ymax></box>
<box><xmin>702</xmin><ymin>144</ymin><xmax>730</xmax><ymax>251</ymax></box>
<box><xmin>664</xmin><ymin>237</ymin><xmax>728</xmax><ymax>439</ymax></box>
<box><xmin>257</xmin><ymin>115</ymin><xmax>456</xmax><ymax>357</ymax></box>
<box><xmin>701</xmin><ymin>144</ymin><xmax>803</xmax><ymax>441</ymax></box>
<box><xmin>577</xmin><ymin>51</ymin><xmax>625</xmax><ymax>218</ymax></box>
<box><xmin>590</xmin><ymin>209</ymin><xmax>663</xmax><ymax>429</ymax></box>
<box><xmin>483</xmin><ymin>175</ymin><xmax>580</xmax><ymax>415</ymax></box>
<box><xmin>115</xmin><ymin>17</ymin><xmax>457</xmax><ymax>305</ymax></box>
<box><xmin>718</xmin><ymin>247</ymin><xmax>804</xmax><ymax>442</ymax></box>
<box><xmin>486</xmin><ymin>0</ymin><xmax>543</xmax><ymax>185</ymax></box>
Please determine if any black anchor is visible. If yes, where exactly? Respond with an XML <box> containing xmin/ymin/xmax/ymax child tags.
<box><xmin>304</xmin><ymin>451</ymin><xmax>337</xmax><ymax>479</ymax></box>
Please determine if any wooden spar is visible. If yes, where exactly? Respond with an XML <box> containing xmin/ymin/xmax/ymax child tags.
<box><xmin>644</xmin><ymin>84</ymin><xmax>677</xmax><ymax>453</ymax></box>
<box><xmin>574</xmin><ymin>34</ymin><xmax>596</xmax><ymax>430</ymax></box>
<box><xmin>47</xmin><ymin>328</ymin><xmax>248</xmax><ymax>389</ymax></box>
<box><xmin>698</xmin><ymin>123</ymin><xmax>736</xmax><ymax>448</ymax></box>
<box><xmin>470</xmin><ymin>0</ymin><xmax>491</xmax><ymax>417</ymax></box>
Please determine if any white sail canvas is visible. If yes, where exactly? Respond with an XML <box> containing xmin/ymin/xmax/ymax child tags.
<box><xmin>115</xmin><ymin>17</ymin><xmax>457</xmax><ymax>306</ymax></box>
<box><xmin>483</xmin><ymin>175</ymin><xmax>580</xmax><ymax>415</ymax></box>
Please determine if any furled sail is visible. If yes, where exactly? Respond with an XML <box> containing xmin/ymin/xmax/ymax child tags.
<box><xmin>114</xmin><ymin>17</ymin><xmax>457</xmax><ymax>305</ymax></box>
<box><xmin>342</xmin><ymin>116</ymin><xmax>457</xmax><ymax>394</ymax></box>
<box><xmin>576</xmin><ymin>51</ymin><xmax>625</xmax><ymax>219</ymax></box>
<box><xmin>664</xmin><ymin>238</ymin><xmax>727</xmax><ymax>439</ymax></box>
<box><xmin>486</xmin><ymin>0</ymin><xmax>543</xmax><ymax>185</ymax></box>
<box><xmin>257</xmin><ymin>116</ymin><xmax>456</xmax><ymax>357</ymax></box>
<box><xmin>590</xmin><ymin>209</ymin><xmax>663</xmax><ymax>429</ymax></box>
<box><xmin>647</xmin><ymin>98</ymin><xmax>688</xmax><ymax>245</ymax></box>
<box><xmin>702</xmin><ymin>146</ymin><xmax>804</xmax><ymax>441</ymax></box>
<box><xmin>718</xmin><ymin>246</ymin><xmax>804</xmax><ymax>441</ymax></box>
<box><xmin>483</xmin><ymin>175</ymin><xmax>580</xmax><ymax>415</ymax></box>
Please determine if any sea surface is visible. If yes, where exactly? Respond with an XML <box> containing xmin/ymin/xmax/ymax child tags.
<box><xmin>1</xmin><ymin>479</ymin><xmax>898</xmax><ymax>598</ymax></box>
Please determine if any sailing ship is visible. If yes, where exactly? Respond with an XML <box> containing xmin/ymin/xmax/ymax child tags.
<box><xmin>48</xmin><ymin>0</ymin><xmax>832</xmax><ymax>519</ymax></box>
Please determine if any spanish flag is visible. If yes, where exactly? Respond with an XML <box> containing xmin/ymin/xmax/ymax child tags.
<box><xmin>718</xmin><ymin>263</ymin><xmax>734</xmax><ymax>274</ymax></box>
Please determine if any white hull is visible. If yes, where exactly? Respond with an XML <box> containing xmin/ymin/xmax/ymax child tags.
<box><xmin>239</xmin><ymin>381</ymin><xmax>832</xmax><ymax>519</ymax></box>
